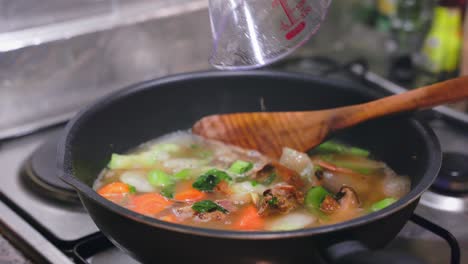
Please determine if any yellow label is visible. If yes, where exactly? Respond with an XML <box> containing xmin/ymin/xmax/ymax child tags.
<box><xmin>377</xmin><ymin>0</ymin><xmax>397</xmax><ymax>16</ymax></box>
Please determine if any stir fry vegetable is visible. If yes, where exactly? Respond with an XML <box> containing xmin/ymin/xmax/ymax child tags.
<box><xmin>315</xmin><ymin>141</ymin><xmax>370</xmax><ymax>157</ymax></box>
<box><xmin>229</xmin><ymin>160</ymin><xmax>254</xmax><ymax>174</ymax></box>
<box><xmin>94</xmin><ymin>132</ymin><xmax>410</xmax><ymax>231</ymax></box>
<box><xmin>305</xmin><ymin>186</ymin><xmax>330</xmax><ymax>209</ymax></box>
<box><xmin>370</xmin><ymin>197</ymin><xmax>397</xmax><ymax>212</ymax></box>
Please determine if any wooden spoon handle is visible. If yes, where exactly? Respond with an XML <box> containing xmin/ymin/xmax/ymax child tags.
<box><xmin>329</xmin><ymin>76</ymin><xmax>468</xmax><ymax>130</ymax></box>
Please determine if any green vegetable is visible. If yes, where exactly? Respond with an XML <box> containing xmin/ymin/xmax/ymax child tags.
<box><xmin>190</xmin><ymin>144</ymin><xmax>200</xmax><ymax>149</ymax></box>
<box><xmin>128</xmin><ymin>185</ymin><xmax>137</xmax><ymax>194</ymax></box>
<box><xmin>148</xmin><ymin>170</ymin><xmax>173</xmax><ymax>187</ymax></box>
<box><xmin>268</xmin><ymin>196</ymin><xmax>279</xmax><ymax>206</ymax></box>
<box><xmin>192</xmin><ymin>169</ymin><xmax>232</xmax><ymax>191</ymax></box>
<box><xmin>229</xmin><ymin>160</ymin><xmax>254</xmax><ymax>174</ymax></box>
<box><xmin>333</xmin><ymin>161</ymin><xmax>371</xmax><ymax>174</ymax></box>
<box><xmin>370</xmin><ymin>198</ymin><xmax>397</xmax><ymax>212</ymax></box>
<box><xmin>192</xmin><ymin>200</ymin><xmax>228</xmax><ymax>214</ymax></box>
<box><xmin>250</xmin><ymin>180</ymin><xmax>258</xmax><ymax>187</ymax></box>
<box><xmin>305</xmin><ymin>186</ymin><xmax>330</xmax><ymax>209</ymax></box>
<box><xmin>160</xmin><ymin>184</ymin><xmax>176</xmax><ymax>199</ymax></box>
<box><xmin>315</xmin><ymin>141</ymin><xmax>369</xmax><ymax>157</ymax></box>
<box><xmin>107</xmin><ymin>144</ymin><xmax>180</xmax><ymax>170</ymax></box>
<box><xmin>108</xmin><ymin>153</ymin><xmax>154</xmax><ymax>169</ymax></box>
<box><xmin>173</xmin><ymin>169</ymin><xmax>192</xmax><ymax>180</ymax></box>
<box><xmin>152</xmin><ymin>143</ymin><xmax>180</xmax><ymax>153</ymax></box>
<box><xmin>262</xmin><ymin>173</ymin><xmax>277</xmax><ymax>186</ymax></box>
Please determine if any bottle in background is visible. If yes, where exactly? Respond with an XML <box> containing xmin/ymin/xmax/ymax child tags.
<box><xmin>420</xmin><ymin>4</ymin><xmax>463</xmax><ymax>76</ymax></box>
<box><xmin>389</xmin><ymin>0</ymin><xmax>435</xmax><ymax>55</ymax></box>
<box><xmin>376</xmin><ymin>0</ymin><xmax>397</xmax><ymax>32</ymax></box>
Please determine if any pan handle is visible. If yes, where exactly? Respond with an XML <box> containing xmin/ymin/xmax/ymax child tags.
<box><xmin>323</xmin><ymin>240</ymin><xmax>425</xmax><ymax>264</ymax></box>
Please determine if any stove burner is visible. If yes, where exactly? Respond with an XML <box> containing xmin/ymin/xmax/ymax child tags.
<box><xmin>22</xmin><ymin>130</ymin><xmax>79</xmax><ymax>203</ymax></box>
<box><xmin>431</xmin><ymin>152</ymin><xmax>468</xmax><ymax>194</ymax></box>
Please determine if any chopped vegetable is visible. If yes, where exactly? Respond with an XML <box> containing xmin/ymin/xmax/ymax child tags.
<box><xmin>108</xmin><ymin>144</ymin><xmax>180</xmax><ymax>170</ymax></box>
<box><xmin>230</xmin><ymin>182</ymin><xmax>267</xmax><ymax>203</ymax></box>
<box><xmin>370</xmin><ymin>197</ymin><xmax>397</xmax><ymax>212</ymax></box>
<box><xmin>305</xmin><ymin>186</ymin><xmax>330</xmax><ymax>209</ymax></box>
<box><xmin>232</xmin><ymin>205</ymin><xmax>264</xmax><ymax>230</ymax></box>
<box><xmin>95</xmin><ymin>131</ymin><xmax>411</xmax><ymax>231</ymax></box>
<box><xmin>250</xmin><ymin>193</ymin><xmax>260</xmax><ymax>205</ymax></box>
<box><xmin>162</xmin><ymin>158</ymin><xmax>207</xmax><ymax>171</ymax></box>
<box><xmin>382</xmin><ymin>173</ymin><xmax>411</xmax><ymax>198</ymax></box>
<box><xmin>262</xmin><ymin>173</ymin><xmax>277</xmax><ymax>186</ymax></box>
<box><xmin>131</xmin><ymin>193</ymin><xmax>173</xmax><ymax>216</ymax></box>
<box><xmin>148</xmin><ymin>170</ymin><xmax>173</xmax><ymax>187</ymax></box>
<box><xmin>120</xmin><ymin>171</ymin><xmax>155</xmax><ymax>193</ymax></box>
<box><xmin>98</xmin><ymin>182</ymin><xmax>130</xmax><ymax>197</ymax></box>
<box><xmin>268</xmin><ymin>196</ymin><xmax>279</xmax><ymax>206</ymax></box>
<box><xmin>151</xmin><ymin>143</ymin><xmax>180</xmax><ymax>153</ymax></box>
<box><xmin>173</xmin><ymin>169</ymin><xmax>192</xmax><ymax>180</ymax></box>
<box><xmin>193</xmin><ymin>175</ymin><xmax>218</xmax><ymax>191</ymax></box>
<box><xmin>192</xmin><ymin>169</ymin><xmax>232</xmax><ymax>191</ymax></box>
<box><xmin>315</xmin><ymin>141</ymin><xmax>369</xmax><ymax>157</ymax></box>
<box><xmin>174</xmin><ymin>187</ymin><xmax>206</xmax><ymax>201</ymax></box>
<box><xmin>229</xmin><ymin>160</ymin><xmax>254</xmax><ymax>174</ymax></box>
<box><xmin>279</xmin><ymin>148</ymin><xmax>314</xmax><ymax>179</ymax></box>
<box><xmin>108</xmin><ymin>153</ymin><xmax>154</xmax><ymax>169</ymax></box>
<box><xmin>192</xmin><ymin>200</ymin><xmax>228</xmax><ymax>214</ymax></box>
<box><xmin>266</xmin><ymin>212</ymin><xmax>316</xmax><ymax>231</ymax></box>
<box><xmin>160</xmin><ymin>184</ymin><xmax>176</xmax><ymax>198</ymax></box>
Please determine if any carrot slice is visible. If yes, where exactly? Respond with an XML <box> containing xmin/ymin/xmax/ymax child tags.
<box><xmin>233</xmin><ymin>205</ymin><xmax>264</xmax><ymax>231</ymax></box>
<box><xmin>98</xmin><ymin>182</ymin><xmax>130</xmax><ymax>197</ymax></box>
<box><xmin>131</xmin><ymin>193</ymin><xmax>173</xmax><ymax>216</ymax></box>
<box><xmin>174</xmin><ymin>187</ymin><xmax>206</xmax><ymax>202</ymax></box>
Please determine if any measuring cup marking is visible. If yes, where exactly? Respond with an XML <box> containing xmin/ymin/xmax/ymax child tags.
<box><xmin>273</xmin><ymin>0</ymin><xmax>313</xmax><ymax>40</ymax></box>
<box><xmin>286</xmin><ymin>21</ymin><xmax>306</xmax><ymax>40</ymax></box>
<box><xmin>278</xmin><ymin>0</ymin><xmax>297</xmax><ymax>25</ymax></box>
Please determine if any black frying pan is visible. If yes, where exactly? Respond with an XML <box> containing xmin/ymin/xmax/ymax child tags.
<box><xmin>58</xmin><ymin>71</ymin><xmax>441</xmax><ymax>263</ymax></box>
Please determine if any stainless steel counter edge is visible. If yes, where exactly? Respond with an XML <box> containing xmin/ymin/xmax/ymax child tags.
<box><xmin>0</xmin><ymin>200</ymin><xmax>73</xmax><ymax>264</ymax></box>
<box><xmin>0</xmin><ymin>111</ymin><xmax>76</xmax><ymax>141</ymax></box>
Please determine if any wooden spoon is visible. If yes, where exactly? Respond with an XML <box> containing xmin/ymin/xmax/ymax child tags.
<box><xmin>192</xmin><ymin>76</ymin><xmax>468</xmax><ymax>159</ymax></box>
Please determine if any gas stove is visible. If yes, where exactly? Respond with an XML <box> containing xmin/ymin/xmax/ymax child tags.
<box><xmin>0</xmin><ymin>62</ymin><xmax>467</xmax><ymax>264</ymax></box>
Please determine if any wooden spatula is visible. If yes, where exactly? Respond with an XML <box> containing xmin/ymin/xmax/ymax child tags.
<box><xmin>192</xmin><ymin>76</ymin><xmax>468</xmax><ymax>159</ymax></box>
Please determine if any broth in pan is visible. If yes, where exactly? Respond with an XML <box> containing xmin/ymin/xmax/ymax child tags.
<box><xmin>94</xmin><ymin>132</ymin><xmax>410</xmax><ymax>231</ymax></box>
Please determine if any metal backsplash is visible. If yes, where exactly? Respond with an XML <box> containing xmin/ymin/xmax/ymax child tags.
<box><xmin>0</xmin><ymin>1</ymin><xmax>211</xmax><ymax>140</ymax></box>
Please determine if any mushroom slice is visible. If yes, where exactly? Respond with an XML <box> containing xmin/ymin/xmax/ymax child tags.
<box><xmin>337</xmin><ymin>186</ymin><xmax>361</xmax><ymax>211</ymax></box>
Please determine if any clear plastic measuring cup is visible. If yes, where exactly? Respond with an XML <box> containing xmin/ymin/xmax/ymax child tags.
<box><xmin>209</xmin><ymin>0</ymin><xmax>332</xmax><ymax>70</ymax></box>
